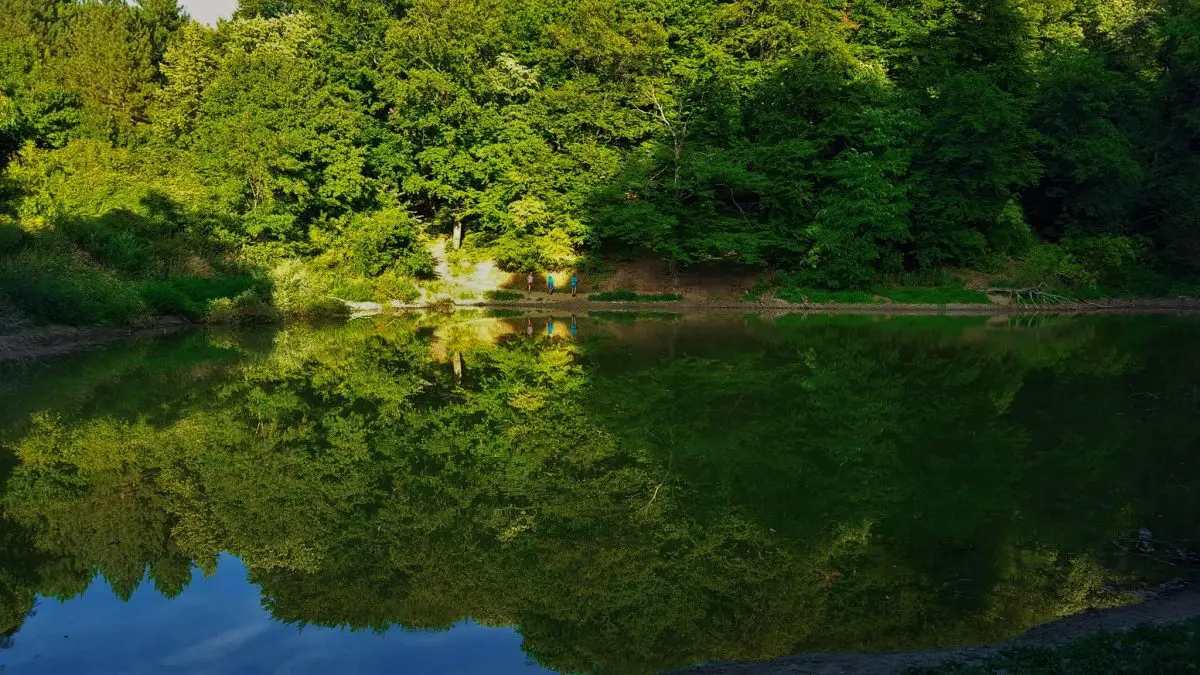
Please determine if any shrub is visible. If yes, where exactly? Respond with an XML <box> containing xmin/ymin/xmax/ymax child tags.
<box><xmin>0</xmin><ymin>250</ymin><xmax>146</xmax><ymax>325</ymax></box>
<box><xmin>337</xmin><ymin>209</ymin><xmax>435</xmax><ymax>278</ymax></box>
<box><xmin>374</xmin><ymin>270</ymin><xmax>421</xmax><ymax>303</ymax></box>
<box><xmin>165</xmin><ymin>275</ymin><xmax>266</xmax><ymax>303</ymax></box>
<box><xmin>1017</xmin><ymin>236</ymin><xmax>1150</xmax><ymax>291</ymax></box>
<box><xmin>137</xmin><ymin>281</ymin><xmax>201</xmax><ymax>317</ymax></box>
<box><xmin>206</xmin><ymin>289</ymin><xmax>278</xmax><ymax>324</ymax></box>
<box><xmin>268</xmin><ymin>260</ymin><xmax>347</xmax><ymax>318</ymax></box>
<box><xmin>137</xmin><ymin>275</ymin><xmax>268</xmax><ymax>319</ymax></box>
<box><xmin>327</xmin><ymin>278</ymin><xmax>376</xmax><ymax>302</ymax></box>
<box><xmin>0</xmin><ymin>218</ymin><xmax>22</xmax><ymax>254</ymax></box>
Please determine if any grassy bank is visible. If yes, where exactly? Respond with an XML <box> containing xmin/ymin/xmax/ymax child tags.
<box><xmin>589</xmin><ymin>290</ymin><xmax>685</xmax><ymax>302</ymax></box>
<box><xmin>5</xmin><ymin>237</ymin><xmax>1200</xmax><ymax>328</ymax></box>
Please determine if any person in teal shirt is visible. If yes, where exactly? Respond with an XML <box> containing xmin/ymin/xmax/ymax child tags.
<box><xmin>570</xmin><ymin>274</ymin><xmax>579</xmax><ymax>297</ymax></box>
<box><xmin>547</xmin><ymin>274</ymin><xmax>555</xmax><ymax>295</ymax></box>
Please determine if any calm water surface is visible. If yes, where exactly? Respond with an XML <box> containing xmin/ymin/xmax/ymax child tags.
<box><xmin>0</xmin><ymin>312</ymin><xmax>1198</xmax><ymax>674</ymax></box>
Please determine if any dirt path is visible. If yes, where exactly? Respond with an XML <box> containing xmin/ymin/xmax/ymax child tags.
<box><xmin>669</xmin><ymin>585</ymin><xmax>1200</xmax><ymax>675</ymax></box>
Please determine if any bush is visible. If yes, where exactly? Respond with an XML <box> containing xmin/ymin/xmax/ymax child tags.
<box><xmin>1016</xmin><ymin>236</ymin><xmax>1151</xmax><ymax>291</ymax></box>
<box><xmin>0</xmin><ymin>250</ymin><xmax>146</xmax><ymax>325</ymax></box>
<box><xmin>205</xmin><ymin>289</ymin><xmax>278</xmax><ymax>324</ymax></box>
<box><xmin>588</xmin><ymin>290</ymin><xmax>684</xmax><ymax>302</ymax></box>
<box><xmin>137</xmin><ymin>275</ymin><xmax>267</xmax><ymax>319</ymax></box>
<box><xmin>137</xmin><ymin>281</ymin><xmax>201</xmax><ymax>317</ymax></box>
<box><xmin>327</xmin><ymin>278</ymin><xmax>376</xmax><ymax>302</ymax></box>
<box><xmin>373</xmin><ymin>270</ymin><xmax>421</xmax><ymax>303</ymax></box>
<box><xmin>269</xmin><ymin>260</ymin><xmax>348</xmax><ymax>318</ymax></box>
<box><xmin>337</xmin><ymin>209</ymin><xmax>435</xmax><ymax>278</ymax></box>
<box><xmin>0</xmin><ymin>218</ymin><xmax>22</xmax><ymax>254</ymax></box>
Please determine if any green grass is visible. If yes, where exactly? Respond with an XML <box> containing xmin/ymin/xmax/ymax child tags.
<box><xmin>138</xmin><ymin>275</ymin><xmax>267</xmax><ymax>318</ymax></box>
<box><xmin>588</xmin><ymin>290</ymin><xmax>684</xmax><ymax>302</ymax></box>
<box><xmin>0</xmin><ymin>251</ymin><xmax>147</xmax><ymax>325</ymax></box>
<box><xmin>907</xmin><ymin>617</ymin><xmax>1200</xmax><ymax>674</ymax></box>
<box><xmin>774</xmin><ymin>287</ymin><xmax>883</xmax><ymax>304</ymax></box>
<box><xmin>484</xmin><ymin>290</ymin><xmax>525</xmax><ymax>302</ymax></box>
<box><xmin>873</xmin><ymin>285</ymin><xmax>992</xmax><ymax>305</ymax></box>
<box><xmin>752</xmin><ymin>282</ymin><xmax>991</xmax><ymax>305</ymax></box>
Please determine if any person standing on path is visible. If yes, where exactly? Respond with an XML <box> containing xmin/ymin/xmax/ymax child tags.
<box><xmin>570</xmin><ymin>273</ymin><xmax>579</xmax><ymax>297</ymax></box>
<box><xmin>527</xmin><ymin>272</ymin><xmax>534</xmax><ymax>293</ymax></box>
<box><xmin>547</xmin><ymin>274</ymin><xmax>555</xmax><ymax>296</ymax></box>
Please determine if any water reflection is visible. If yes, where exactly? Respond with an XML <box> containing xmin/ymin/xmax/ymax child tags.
<box><xmin>0</xmin><ymin>312</ymin><xmax>1198</xmax><ymax>673</ymax></box>
<box><xmin>1</xmin><ymin>554</ymin><xmax>548</xmax><ymax>675</ymax></box>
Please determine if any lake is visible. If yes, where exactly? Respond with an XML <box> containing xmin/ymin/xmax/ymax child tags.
<box><xmin>0</xmin><ymin>311</ymin><xmax>1198</xmax><ymax>674</ymax></box>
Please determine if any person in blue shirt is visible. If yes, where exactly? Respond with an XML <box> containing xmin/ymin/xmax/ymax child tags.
<box><xmin>547</xmin><ymin>274</ymin><xmax>555</xmax><ymax>295</ymax></box>
<box><xmin>570</xmin><ymin>273</ymin><xmax>579</xmax><ymax>297</ymax></box>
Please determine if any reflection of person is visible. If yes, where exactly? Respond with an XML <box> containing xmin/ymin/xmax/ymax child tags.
<box><xmin>570</xmin><ymin>274</ymin><xmax>579</xmax><ymax>297</ymax></box>
<box><xmin>547</xmin><ymin>318</ymin><xmax>554</xmax><ymax>337</ymax></box>
<box><xmin>570</xmin><ymin>315</ymin><xmax>578</xmax><ymax>337</ymax></box>
<box><xmin>547</xmin><ymin>274</ymin><xmax>555</xmax><ymax>295</ymax></box>
<box><xmin>527</xmin><ymin>273</ymin><xmax>534</xmax><ymax>293</ymax></box>
<box><xmin>526</xmin><ymin>319</ymin><xmax>533</xmax><ymax>338</ymax></box>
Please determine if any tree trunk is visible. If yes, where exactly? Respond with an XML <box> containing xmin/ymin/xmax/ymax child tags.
<box><xmin>453</xmin><ymin>222</ymin><xmax>463</xmax><ymax>250</ymax></box>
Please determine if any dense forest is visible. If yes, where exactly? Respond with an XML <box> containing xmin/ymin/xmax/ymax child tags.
<box><xmin>1</xmin><ymin>315</ymin><xmax>1199</xmax><ymax>671</ymax></box>
<box><xmin>1</xmin><ymin>0</ymin><xmax>1199</xmax><ymax>325</ymax></box>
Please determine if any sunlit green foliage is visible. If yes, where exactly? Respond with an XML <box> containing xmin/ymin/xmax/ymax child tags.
<box><xmin>1</xmin><ymin>0</ymin><xmax>1199</xmax><ymax>325</ymax></box>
